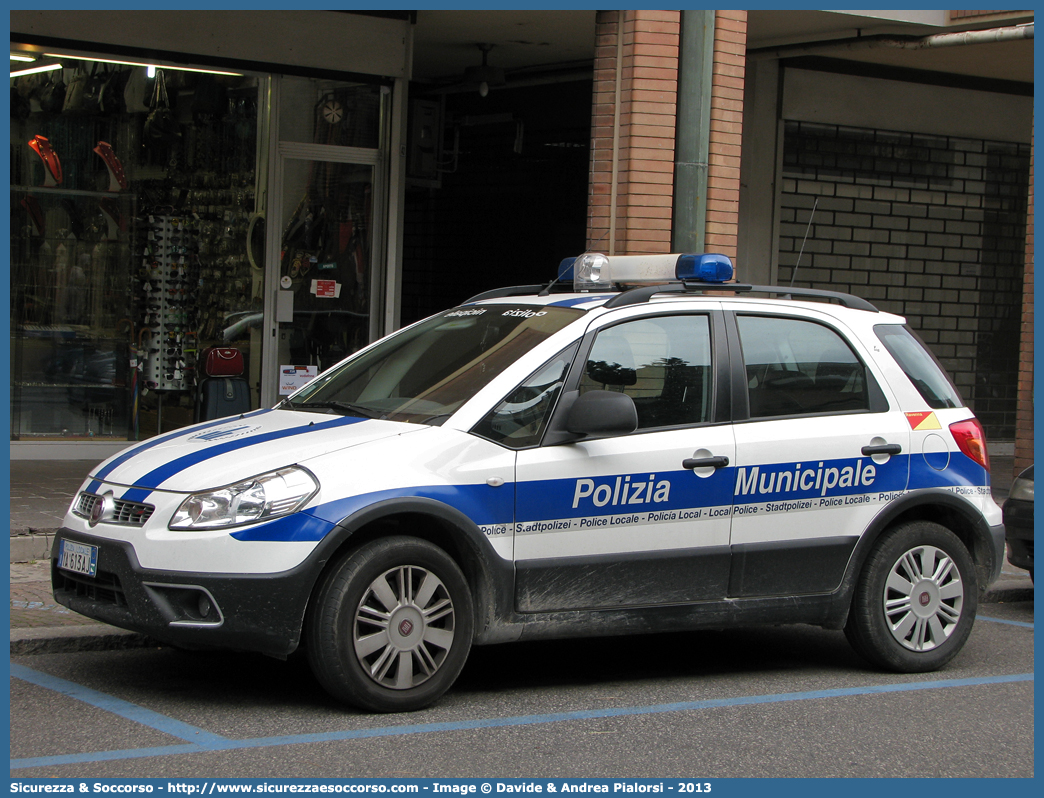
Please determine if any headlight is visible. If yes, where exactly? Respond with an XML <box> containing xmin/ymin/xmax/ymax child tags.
<box><xmin>1009</xmin><ymin>472</ymin><xmax>1034</xmax><ymax>503</ymax></box>
<box><xmin>169</xmin><ymin>467</ymin><xmax>319</xmax><ymax>530</ymax></box>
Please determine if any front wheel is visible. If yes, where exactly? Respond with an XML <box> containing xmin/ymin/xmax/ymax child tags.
<box><xmin>845</xmin><ymin>521</ymin><xmax>977</xmax><ymax>672</ymax></box>
<box><xmin>306</xmin><ymin>536</ymin><xmax>474</xmax><ymax>712</ymax></box>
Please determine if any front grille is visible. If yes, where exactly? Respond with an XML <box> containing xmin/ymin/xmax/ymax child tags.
<box><xmin>73</xmin><ymin>493</ymin><xmax>155</xmax><ymax>527</ymax></box>
<box><xmin>54</xmin><ymin>566</ymin><xmax>128</xmax><ymax>608</ymax></box>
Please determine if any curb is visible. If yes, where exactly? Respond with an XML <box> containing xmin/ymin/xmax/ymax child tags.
<box><xmin>983</xmin><ymin>586</ymin><xmax>1035</xmax><ymax>604</ymax></box>
<box><xmin>11</xmin><ymin>532</ymin><xmax>56</xmax><ymax>563</ymax></box>
<box><xmin>11</xmin><ymin>625</ymin><xmax>156</xmax><ymax>656</ymax></box>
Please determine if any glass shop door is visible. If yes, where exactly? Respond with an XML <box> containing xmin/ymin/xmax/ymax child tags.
<box><xmin>263</xmin><ymin>77</ymin><xmax>388</xmax><ymax>404</ymax></box>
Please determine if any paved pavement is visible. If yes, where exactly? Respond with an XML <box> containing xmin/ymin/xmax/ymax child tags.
<box><xmin>8</xmin><ymin>456</ymin><xmax>1033</xmax><ymax>656</ymax></box>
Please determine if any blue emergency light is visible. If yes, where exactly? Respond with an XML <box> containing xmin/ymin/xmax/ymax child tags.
<box><xmin>676</xmin><ymin>253</ymin><xmax>734</xmax><ymax>283</ymax></box>
<box><xmin>560</xmin><ymin>252</ymin><xmax>734</xmax><ymax>291</ymax></box>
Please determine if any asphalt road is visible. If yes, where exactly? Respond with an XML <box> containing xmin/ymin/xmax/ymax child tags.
<box><xmin>10</xmin><ymin>598</ymin><xmax>1034</xmax><ymax>779</ymax></box>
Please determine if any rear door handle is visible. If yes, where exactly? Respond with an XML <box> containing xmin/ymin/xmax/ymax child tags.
<box><xmin>683</xmin><ymin>455</ymin><xmax>730</xmax><ymax>469</ymax></box>
<box><xmin>861</xmin><ymin>443</ymin><xmax>902</xmax><ymax>456</ymax></box>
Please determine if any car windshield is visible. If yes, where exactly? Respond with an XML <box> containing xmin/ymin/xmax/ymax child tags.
<box><xmin>287</xmin><ymin>304</ymin><xmax>585</xmax><ymax>423</ymax></box>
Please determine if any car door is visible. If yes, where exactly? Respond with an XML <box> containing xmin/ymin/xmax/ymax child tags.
<box><xmin>726</xmin><ymin>310</ymin><xmax>911</xmax><ymax>598</ymax></box>
<box><xmin>512</xmin><ymin>308</ymin><xmax>736</xmax><ymax>612</ymax></box>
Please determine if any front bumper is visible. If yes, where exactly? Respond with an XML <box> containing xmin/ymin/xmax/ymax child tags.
<box><xmin>51</xmin><ymin>529</ymin><xmax>321</xmax><ymax>658</ymax></box>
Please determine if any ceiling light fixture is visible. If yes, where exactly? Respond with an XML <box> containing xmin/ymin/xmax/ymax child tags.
<box><xmin>11</xmin><ymin>62</ymin><xmax>62</xmax><ymax>78</ymax></box>
<box><xmin>10</xmin><ymin>53</ymin><xmax>36</xmax><ymax>62</ymax></box>
<box><xmin>463</xmin><ymin>43</ymin><xmax>505</xmax><ymax>98</ymax></box>
<box><xmin>42</xmin><ymin>53</ymin><xmax>242</xmax><ymax>77</ymax></box>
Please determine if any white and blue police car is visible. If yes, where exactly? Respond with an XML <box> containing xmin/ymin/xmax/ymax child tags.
<box><xmin>54</xmin><ymin>252</ymin><xmax>1004</xmax><ymax>712</ymax></box>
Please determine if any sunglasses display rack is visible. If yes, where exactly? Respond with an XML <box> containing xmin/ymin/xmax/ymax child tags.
<box><xmin>137</xmin><ymin>214</ymin><xmax>197</xmax><ymax>393</ymax></box>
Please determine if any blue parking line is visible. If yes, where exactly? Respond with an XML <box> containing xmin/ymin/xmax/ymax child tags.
<box><xmin>10</xmin><ymin>669</ymin><xmax>1033</xmax><ymax>771</ymax></box>
<box><xmin>9</xmin><ymin>663</ymin><xmax>226</xmax><ymax>745</ymax></box>
<box><xmin>978</xmin><ymin>615</ymin><xmax>1034</xmax><ymax>629</ymax></box>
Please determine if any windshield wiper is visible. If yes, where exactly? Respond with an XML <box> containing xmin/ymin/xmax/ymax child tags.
<box><xmin>292</xmin><ymin>401</ymin><xmax>381</xmax><ymax>419</ymax></box>
<box><xmin>419</xmin><ymin>413</ymin><xmax>452</xmax><ymax>426</ymax></box>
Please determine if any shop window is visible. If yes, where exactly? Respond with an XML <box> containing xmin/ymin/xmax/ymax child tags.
<box><xmin>10</xmin><ymin>54</ymin><xmax>263</xmax><ymax>441</ymax></box>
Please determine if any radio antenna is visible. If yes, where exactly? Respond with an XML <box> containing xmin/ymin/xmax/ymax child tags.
<box><xmin>789</xmin><ymin>197</ymin><xmax>818</xmax><ymax>287</ymax></box>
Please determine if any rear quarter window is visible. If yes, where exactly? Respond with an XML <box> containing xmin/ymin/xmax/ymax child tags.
<box><xmin>875</xmin><ymin>324</ymin><xmax>963</xmax><ymax>409</ymax></box>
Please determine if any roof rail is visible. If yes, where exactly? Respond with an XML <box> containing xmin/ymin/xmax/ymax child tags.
<box><xmin>603</xmin><ymin>282</ymin><xmax>879</xmax><ymax>312</ymax></box>
<box><xmin>463</xmin><ymin>284</ymin><xmax>549</xmax><ymax>304</ymax></box>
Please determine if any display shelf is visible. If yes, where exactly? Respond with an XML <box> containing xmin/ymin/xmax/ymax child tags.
<box><xmin>12</xmin><ymin>185</ymin><xmax>126</xmax><ymax>199</ymax></box>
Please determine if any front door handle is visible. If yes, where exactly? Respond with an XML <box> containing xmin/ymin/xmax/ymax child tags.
<box><xmin>683</xmin><ymin>455</ymin><xmax>730</xmax><ymax>469</ymax></box>
<box><xmin>861</xmin><ymin>443</ymin><xmax>902</xmax><ymax>456</ymax></box>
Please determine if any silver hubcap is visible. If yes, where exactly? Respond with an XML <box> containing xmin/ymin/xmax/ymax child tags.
<box><xmin>883</xmin><ymin>544</ymin><xmax>964</xmax><ymax>652</ymax></box>
<box><xmin>353</xmin><ymin>565</ymin><xmax>455</xmax><ymax>690</ymax></box>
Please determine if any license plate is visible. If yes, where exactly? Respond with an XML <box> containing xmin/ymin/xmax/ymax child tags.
<box><xmin>58</xmin><ymin>539</ymin><xmax>99</xmax><ymax>577</ymax></box>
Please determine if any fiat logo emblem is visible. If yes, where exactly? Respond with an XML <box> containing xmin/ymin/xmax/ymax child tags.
<box><xmin>89</xmin><ymin>494</ymin><xmax>112</xmax><ymax>527</ymax></box>
<box><xmin>399</xmin><ymin>619</ymin><xmax>414</xmax><ymax>636</ymax></box>
<box><xmin>919</xmin><ymin>592</ymin><xmax>931</xmax><ymax>607</ymax></box>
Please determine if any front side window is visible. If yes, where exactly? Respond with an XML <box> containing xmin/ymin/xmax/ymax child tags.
<box><xmin>289</xmin><ymin>305</ymin><xmax>584</xmax><ymax>424</ymax></box>
<box><xmin>472</xmin><ymin>343</ymin><xmax>578</xmax><ymax>448</ymax></box>
<box><xmin>579</xmin><ymin>314</ymin><xmax>713</xmax><ymax>430</ymax></box>
<box><xmin>738</xmin><ymin>315</ymin><xmax>870</xmax><ymax>418</ymax></box>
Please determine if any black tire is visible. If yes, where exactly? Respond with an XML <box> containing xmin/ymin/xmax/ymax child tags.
<box><xmin>306</xmin><ymin>536</ymin><xmax>474</xmax><ymax>712</ymax></box>
<box><xmin>845</xmin><ymin>521</ymin><xmax>977</xmax><ymax>673</ymax></box>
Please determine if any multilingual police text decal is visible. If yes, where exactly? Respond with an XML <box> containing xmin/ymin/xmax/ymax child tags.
<box><xmin>509</xmin><ymin>455</ymin><xmax>908</xmax><ymax>536</ymax></box>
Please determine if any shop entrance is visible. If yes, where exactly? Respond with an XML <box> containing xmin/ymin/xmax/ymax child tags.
<box><xmin>273</xmin><ymin>156</ymin><xmax>377</xmax><ymax>396</ymax></box>
<box><xmin>263</xmin><ymin>77</ymin><xmax>389</xmax><ymax>405</ymax></box>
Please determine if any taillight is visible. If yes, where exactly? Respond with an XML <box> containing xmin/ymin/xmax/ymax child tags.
<box><xmin>949</xmin><ymin>418</ymin><xmax>990</xmax><ymax>472</ymax></box>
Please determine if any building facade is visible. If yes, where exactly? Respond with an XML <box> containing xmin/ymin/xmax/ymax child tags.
<box><xmin>9</xmin><ymin>9</ymin><xmax>1033</xmax><ymax>475</ymax></box>
<box><xmin>585</xmin><ymin>9</ymin><xmax>1033</xmax><ymax>475</ymax></box>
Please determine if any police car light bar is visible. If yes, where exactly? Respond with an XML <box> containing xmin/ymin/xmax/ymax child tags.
<box><xmin>561</xmin><ymin>252</ymin><xmax>734</xmax><ymax>291</ymax></box>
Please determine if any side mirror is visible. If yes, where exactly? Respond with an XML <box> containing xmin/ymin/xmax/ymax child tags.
<box><xmin>565</xmin><ymin>390</ymin><xmax>638</xmax><ymax>436</ymax></box>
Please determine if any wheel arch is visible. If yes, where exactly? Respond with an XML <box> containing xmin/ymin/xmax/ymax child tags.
<box><xmin>301</xmin><ymin>497</ymin><xmax>517</xmax><ymax>648</ymax></box>
<box><xmin>834</xmin><ymin>489</ymin><xmax>999</xmax><ymax>624</ymax></box>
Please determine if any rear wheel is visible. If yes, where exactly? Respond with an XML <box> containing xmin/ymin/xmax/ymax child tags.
<box><xmin>306</xmin><ymin>536</ymin><xmax>473</xmax><ymax>712</ymax></box>
<box><xmin>845</xmin><ymin>521</ymin><xmax>977</xmax><ymax>672</ymax></box>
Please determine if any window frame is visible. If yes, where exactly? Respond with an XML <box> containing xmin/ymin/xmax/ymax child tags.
<box><xmin>470</xmin><ymin>341</ymin><xmax>580</xmax><ymax>450</ymax></box>
<box><xmin>540</xmin><ymin>309</ymin><xmax>730</xmax><ymax>446</ymax></box>
<box><xmin>727</xmin><ymin>311</ymin><xmax>889</xmax><ymax>422</ymax></box>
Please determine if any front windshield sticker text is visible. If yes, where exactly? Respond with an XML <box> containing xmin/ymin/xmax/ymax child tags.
<box><xmin>501</xmin><ymin>309</ymin><xmax>547</xmax><ymax>318</ymax></box>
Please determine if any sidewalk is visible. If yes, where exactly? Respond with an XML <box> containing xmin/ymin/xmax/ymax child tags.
<box><xmin>9</xmin><ymin>457</ymin><xmax>1033</xmax><ymax>656</ymax></box>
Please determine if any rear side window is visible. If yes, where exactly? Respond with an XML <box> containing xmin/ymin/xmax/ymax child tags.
<box><xmin>737</xmin><ymin>315</ymin><xmax>870</xmax><ymax>418</ymax></box>
<box><xmin>875</xmin><ymin>324</ymin><xmax>963</xmax><ymax>409</ymax></box>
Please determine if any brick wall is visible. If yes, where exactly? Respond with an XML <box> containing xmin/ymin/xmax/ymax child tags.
<box><xmin>778</xmin><ymin>121</ymin><xmax>1031</xmax><ymax>441</ymax></box>
<box><xmin>1014</xmin><ymin>128</ymin><xmax>1033</xmax><ymax>473</ymax></box>
<box><xmin>588</xmin><ymin>10</ymin><xmax>680</xmax><ymax>254</ymax></box>
<box><xmin>587</xmin><ymin>11</ymin><xmax>746</xmax><ymax>259</ymax></box>
<box><xmin>705</xmin><ymin>10</ymin><xmax>746</xmax><ymax>262</ymax></box>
